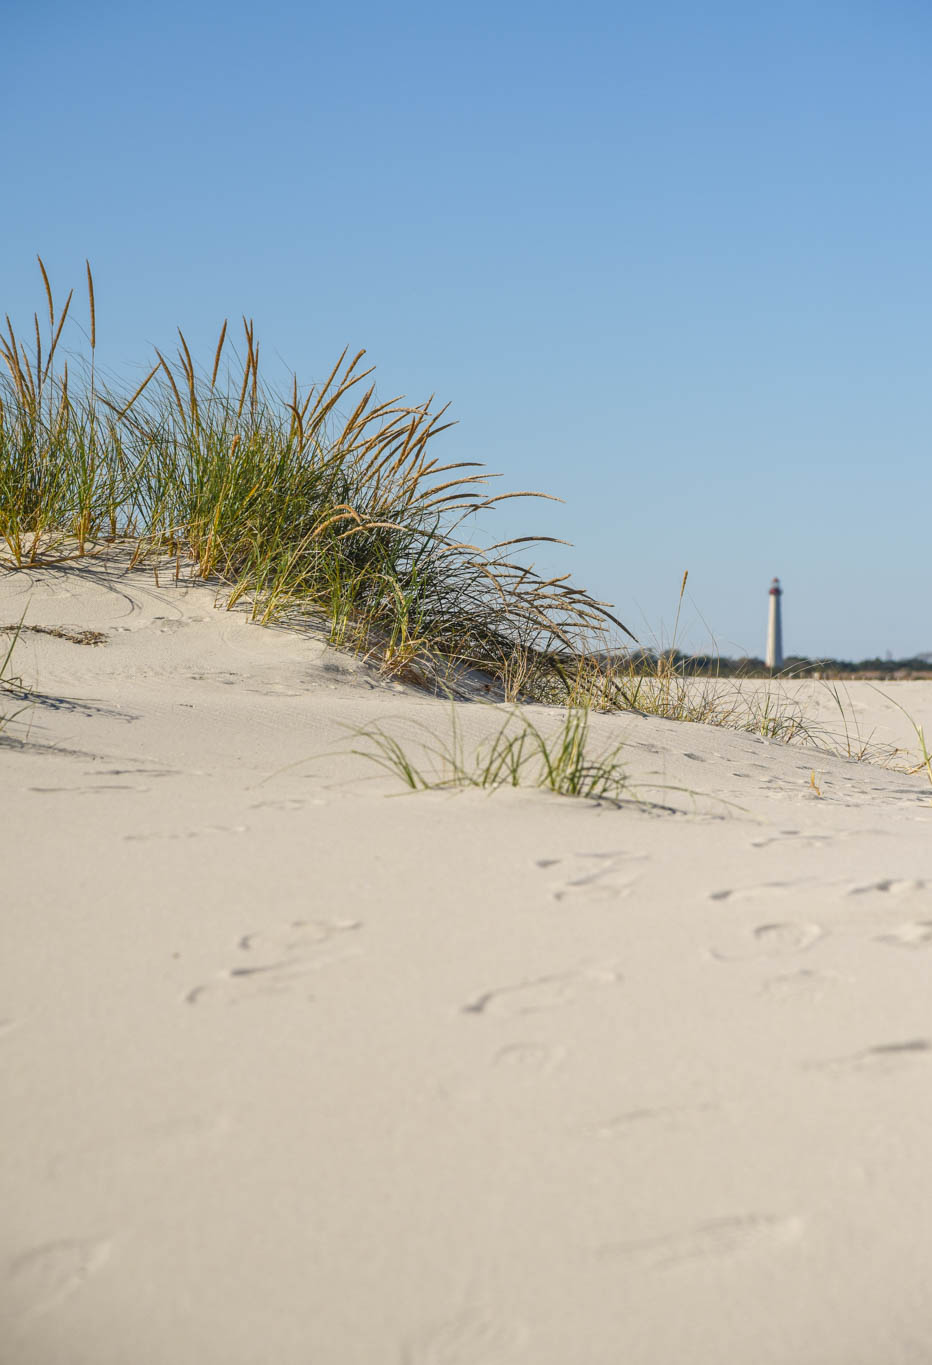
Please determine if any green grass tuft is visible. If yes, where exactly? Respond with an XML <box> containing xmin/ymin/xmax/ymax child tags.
<box><xmin>348</xmin><ymin>705</ymin><xmax>630</xmax><ymax>804</ymax></box>
<box><xmin>0</xmin><ymin>612</ymin><xmax>29</xmax><ymax>737</ymax></box>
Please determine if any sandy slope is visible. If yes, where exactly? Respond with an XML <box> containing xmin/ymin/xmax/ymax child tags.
<box><xmin>2</xmin><ymin>555</ymin><xmax>932</xmax><ymax>1365</ymax></box>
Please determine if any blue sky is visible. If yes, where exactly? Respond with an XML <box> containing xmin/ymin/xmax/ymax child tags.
<box><xmin>5</xmin><ymin>1</ymin><xmax>931</xmax><ymax>658</ymax></box>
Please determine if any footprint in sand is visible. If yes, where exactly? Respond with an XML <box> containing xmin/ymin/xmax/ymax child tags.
<box><xmin>708</xmin><ymin>880</ymin><xmax>814</xmax><ymax>903</ymax></box>
<box><xmin>709</xmin><ymin>921</ymin><xmax>824</xmax><ymax>963</ymax></box>
<box><xmin>761</xmin><ymin>969</ymin><xmax>851</xmax><ymax>1002</ymax></box>
<box><xmin>810</xmin><ymin>1039</ymin><xmax>932</xmax><ymax>1077</ymax></box>
<box><xmin>49</xmin><ymin>1112</ymin><xmax>231</xmax><ymax>1183</ymax></box>
<box><xmin>125</xmin><ymin>823</ymin><xmax>248</xmax><ymax>843</ymax></box>
<box><xmin>584</xmin><ymin>1102</ymin><xmax>721</xmax><ymax>1139</ymax></box>
<box><xmin>85</xmin><ymin>766</ymin><xmax>180</xmax><ymax>779</ymax></box>
<box><xmin>751</xmin><ymin>828</ymin><xmax>883</xmax><ymax>849</ymax></box>
<box><xmin>543</xmin><ymin>851</ymin><xmax>645</xmax><ymax>904</ymax></box>
<box><xmin>597</xmin><ymin>1214</ymin><xmax>804</xmax><ymax>1268</ymax></box>
<box><xmin>462</xmin><ymin>965</ymin><xmax>621</xmax><ymax>1018</ymax></box>
<box><xmin>402</xmin><ymin>1307</ymin><xmax>528</xmax><ymax>1364</ymax></box>
<box><xmin>751</xmin><ymin>830</ymin><xmax>831</xmax><ymax>849</ymax></box>
<box><xmin>876</xmin><ymin>922</ymin><xmax>932</xmax><ymax>950</ymax></box>
<box><xmin>188</xmin><ymin>671</ymin><xmax>243</xmax><ymax>685</ymax></box>
<box><xmin>31</xmin><ymin>783</ymin><xmax>150</xmax><ymax>796</ymax></box>
<box><xmin>2</xmin><ymin>1239</ymin><xmax>112</xmax><ymax>1325</ymax></box>
<box><xmin>185</xmin><ymin>918</ymin><xmax>362</xmax><ymax>1005</ymax></box>
<box><xmin>848</xmin><ymin>878</ymin><xmax>927</xmax><ymax>896</ymax></box>
<box><xmin>493</xmin><ymin>1042</ymin><xmax>567</xmax><ymax>1075</ymax></box>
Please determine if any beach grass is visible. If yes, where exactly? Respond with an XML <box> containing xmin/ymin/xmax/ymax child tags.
<box><xmin>1</xmin><ymin>260</ymin><xmax>922</xmax><ymax>777</ymax></box>
<box><xmin>554</xmin><ymin>574</ymin><xmax>909</xmax><ymax>767</ymax></box>
<box><xmin>0</xmin><ymin>259</ymin><xmax>629</xmax><ymax>700</ymax></box>
<box><xmin>0</xmin><ymin>613</ymin><xmax>28</xmax><ymax>736</ymax></box>
<box><xmin>870</xmin><ymin>685</ymin><xmax>932</xmax><ymax>788</ymax></box>
<box><xmin>348</xmin><ymin>705</ymin><xmax>631</xmax><ymax>804</ymax></box>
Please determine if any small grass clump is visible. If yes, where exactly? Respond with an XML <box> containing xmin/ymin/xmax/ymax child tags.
<box><xmin>912</xmin><ymin>728</ymin><xmax>932</xmax><ymax>789</ymax></box>
<box><xmin>870</xmin><ymin>686</ymin><xmax>932</xmax><ymax>789</ymax></box>
<box><xmin>0</xmin><ymin>258</ymin><xmax>628</xmax><ymax>698</ymax></box>
<box><xmin>581</xmin><ymin>651</ymin><xmax>818</xmax><ymax>740</ymax></box>
<box><xmin>0</xmin><ymin>615</ymin><xmax>28</xmax><ymax>736</ymax></box>
<box><xmin>349</xmin><ymin>706</ymin><xmax>630</xmax><ymax>804</ymax></box>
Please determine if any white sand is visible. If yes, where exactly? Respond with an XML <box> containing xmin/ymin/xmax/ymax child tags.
<box><xmin>2</xmin><ymin>555</ymin><xmax>932</xmax><ymax>1365</ymax></box>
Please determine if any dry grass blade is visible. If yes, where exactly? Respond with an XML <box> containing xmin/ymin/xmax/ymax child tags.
<box><xmin>38</xmin><ymin>255</ymin><xmax>55</xmax><ymax>327</ymax></box>
<box><xmin>110</xmin><ymin>361</ymin><xmax>160</xmax><ymax>420</ymax></box>
<box><xmin>43</xmin><ymin>287</ymin><xmax>73</xmax><ymax>383</ymax></box>
<box><xmin>210</xmin><ymin>320</ymin><xmax>228</xmax><ymax>389</ymax></box>
<box><xmin>86</xmin><ymin>260</ymin><xmax>96</xmax><ymax>351</ymax></box>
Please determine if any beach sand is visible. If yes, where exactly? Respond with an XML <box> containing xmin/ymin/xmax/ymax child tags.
<box><xmin>2</xmin><ymin>555</ymin><xmax>932</xmax><ymax>1365</ymax></box>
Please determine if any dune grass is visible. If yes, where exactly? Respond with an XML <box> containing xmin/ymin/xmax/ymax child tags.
<box><xmin>349</xmin><ymin>705</ymin><xmax>631</xmax><ymax>804</ymax></box>
<box><xmin>562</xmin><ymin>649</ymin><xmax>818</xmax><ymax>740</ymax></box>
<box><xmin>551</xmin><ymin>574</ymin><xmax>911</xmax><ymax>767</ymax></box>
<box><xmin>913</xmin><ymin>727</ymin><xmax>932</xmax><ymax>788</ymax></box>
<box><xmin>586</xmin><ymin>658</ymin><xmax>894</xmax><ymax>759</ymax></box>
<box><xmin>0</xmin><ymin>614</ymin><xmax>28</xmax><ymax>737</ymax></box>
<box><xmin>523</xmin><ymin>571</ymin><xmax>814</xmax><ymax>734</ymax></box>
<box><xmin>2</xmin><ymin>260</ymin><xmax>923</xmax><ymax>778</ymax></box>
<box><xmin>0</xmin><ymin>258</ymin><xmax>630</xmax><ymax>698</ymax></box>
<box><xmin>870</xmin><ymin>686</ymin><xmax>932</xmax><ymax>788</ymax></box>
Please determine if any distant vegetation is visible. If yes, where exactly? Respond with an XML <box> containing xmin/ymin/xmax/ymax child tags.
<box><xmin>616</xmin><ymin>652</ymin><xmax>932</xmax><ymax>680</ymax></box>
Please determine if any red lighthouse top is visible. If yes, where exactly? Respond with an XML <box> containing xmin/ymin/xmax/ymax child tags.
<box><xmin>770</xmin><ymin>577</ymin><xmax>782</xmax><ymax>596</ymax></box>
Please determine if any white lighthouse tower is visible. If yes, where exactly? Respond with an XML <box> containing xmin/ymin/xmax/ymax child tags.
<box><xmin>766</xmin><ymin>577</ymin><xmax>783</xmax><ymax>671</ymax></box>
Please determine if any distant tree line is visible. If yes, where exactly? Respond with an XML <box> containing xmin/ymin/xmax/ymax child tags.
<box><xmin>611</xmin><ymin>651</ymin><xmax>932</xmax><ymax>680</ymax></box>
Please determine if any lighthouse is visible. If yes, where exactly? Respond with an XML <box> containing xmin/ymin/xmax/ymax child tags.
<box><xmin>766</xmin><ymin>577</ymin><xmax>783</xmax><ymax>671</ymax></box>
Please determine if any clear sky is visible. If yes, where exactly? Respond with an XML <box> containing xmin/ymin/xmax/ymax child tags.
<box><xmin>5</xmin><ymin>1</ymin><xmax>931</xmax><ymax>659</ymax></box>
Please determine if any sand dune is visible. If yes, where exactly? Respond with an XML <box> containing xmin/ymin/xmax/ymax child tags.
<box><xmin>2</xmin><ymin>555</ymin><xmax>932</xmax><ymax>1364</ymax></box>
